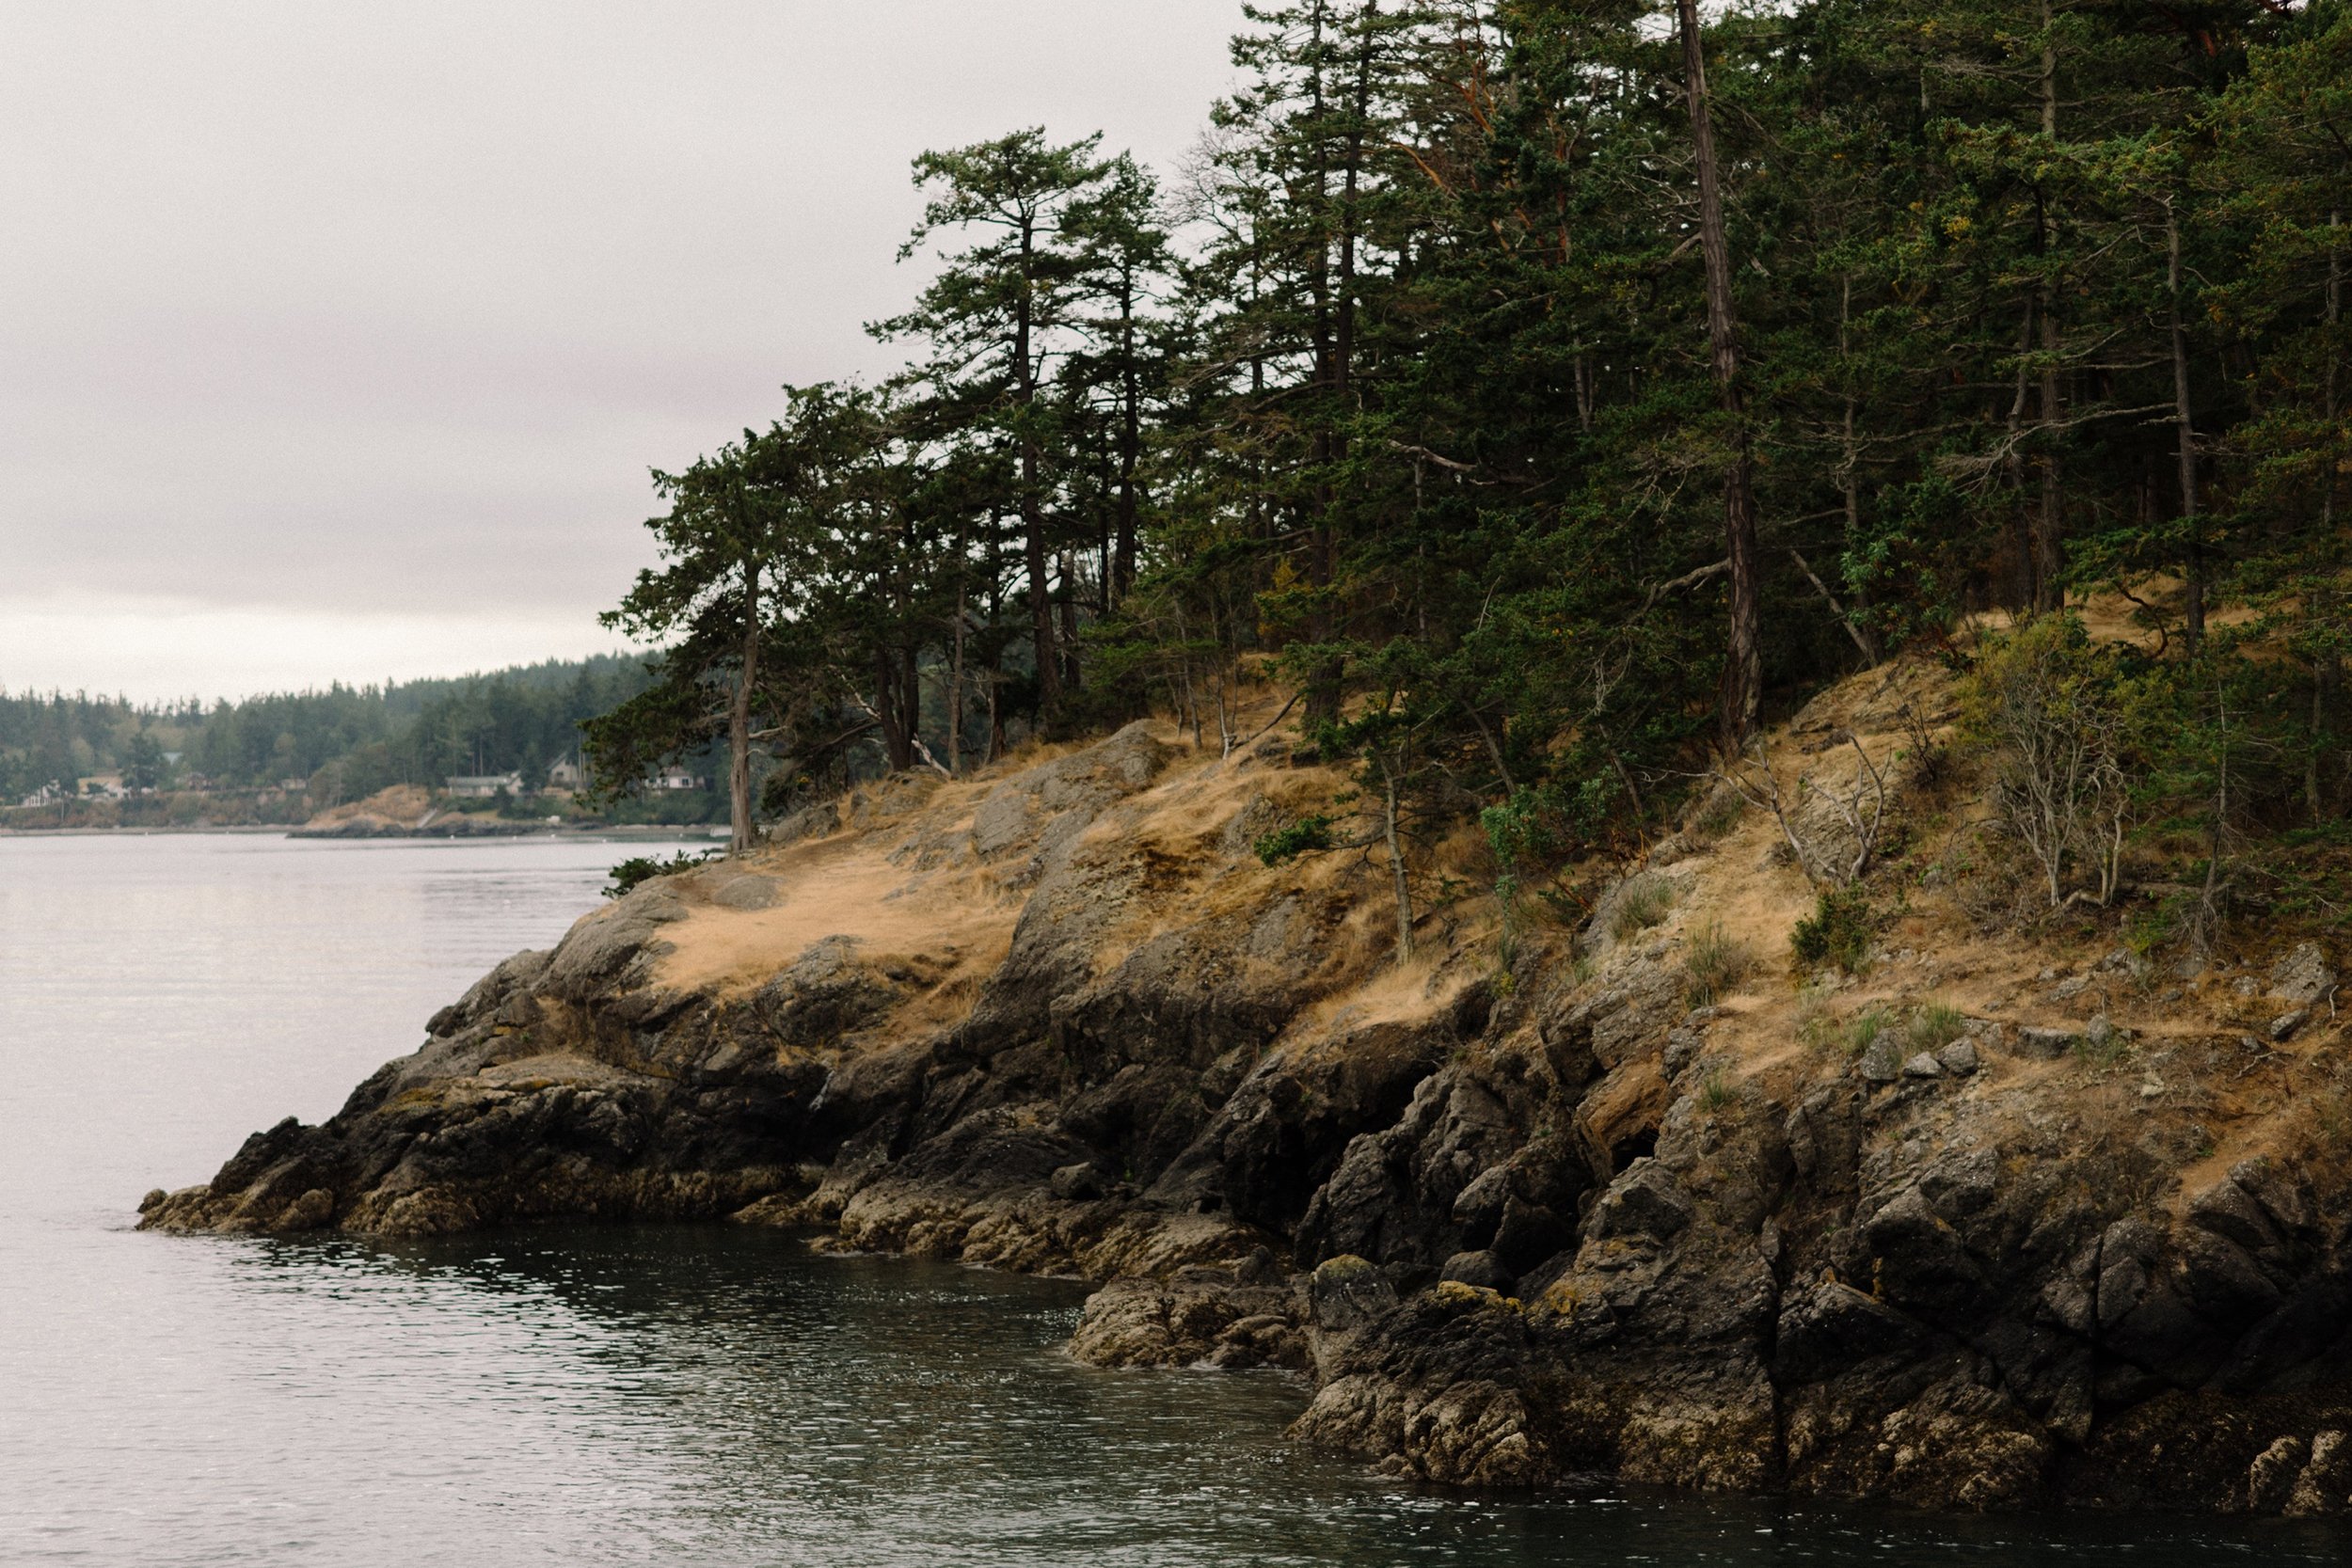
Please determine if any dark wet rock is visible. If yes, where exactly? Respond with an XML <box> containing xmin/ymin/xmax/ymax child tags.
<box><xmin>140</xmin><ymin>716</ymin><xmax>2352</xmax><ymax>1518</ymax></box>
<box><xmin>1438</xmin><ymin>1249</ymin><xmax>1515</xmax><ymax>1292</ymax></box>
<box><xmin>1069</xmin><ymin>1263</ymin><xmax>1307</xmax><ymax>1370</ymax></box>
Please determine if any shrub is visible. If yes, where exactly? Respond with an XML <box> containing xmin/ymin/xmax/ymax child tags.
<box><xmin>1700</xmin><ymin>1069</ymin><xmax>1737</xmax><ymax>1112</ymax></box>
<box><xmin>1791</xmin><ymin>887</ymin><xmax>1873</xmax><ymax>974</ymax></box>
<box><xmin>1684</xmin><ymin>918</ymin><xmax>1750</xmax><ymax>1007</ymax></box>
<box><xmin>1959</xmin><ymin>614</ymin><xmax>2132</xmax><ymax>910</ymax></box>
<box><xmin>1907</xmin><ymin>1001</ymin><xmax>1966</xmax><ymax>1052</ymax></box>
<box><xmin>1253</xmin><ymin>814</ymin><xmax>1334</xmax><ymax>865</ymax></box>
<box><xmin>1612</xmin><ymin>873</ymin><xmax>1677</xmax><ymax>941</ymax></box>
<box><xmin>603</xmin><ymin>849</ymin><xmax>718</xmax><ymax>899</ymax></box>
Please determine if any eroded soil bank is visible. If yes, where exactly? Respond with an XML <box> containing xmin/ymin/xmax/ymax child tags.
<box><xmin>146</xmin><ymin>664</ymin><xmax>2352</xmax><ymax>1517</ymax></box>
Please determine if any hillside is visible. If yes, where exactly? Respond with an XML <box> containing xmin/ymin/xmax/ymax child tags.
<box><xmin>143</xmin><ymin>656</ymin><xmax>2352</xmax><ymax>1516</ymax></box>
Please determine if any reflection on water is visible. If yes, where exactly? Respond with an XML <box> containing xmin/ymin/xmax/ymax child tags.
<box><xmin>1</xmin><ymin>835</ymin><xmax>2345</xmax><ymax>1565</ymax></box>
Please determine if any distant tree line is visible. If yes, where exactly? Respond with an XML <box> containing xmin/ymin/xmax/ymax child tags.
<box><xmin>0</xmin><ymin>655</ymin><xmax>652</xmax><ymax>803</ymax></box>
<box><xmin>564</xmin><ymin>1</ymin><xmax>2350</xmax><ymax>879</ymax></box>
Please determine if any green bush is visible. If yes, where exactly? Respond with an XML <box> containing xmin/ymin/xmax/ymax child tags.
<box><xmin>603</xmin><ymin>849</ymin><xmax>719</xmax><ymax>899</ymax></box>
<box><xmin>1253</xmin><ymin>814</ymin><xmax>1334</xmax><ymax>865</ymax></box>
<box><xmin>1791</xmin><ymin>887</ymin><xmax>1873</xmax><ymax>974</ymax></box>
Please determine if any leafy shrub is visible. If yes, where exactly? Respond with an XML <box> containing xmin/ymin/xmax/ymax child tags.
<box><xmin>1611</xmin><ymin>873</ymin><xmax>1677</xmax><ymax>941</ymax></box>
<box><xmin>1907</xmin><ymin>1001</ymin><xmax>1966</xmax><ymax>1052</ymax></box>
<box><xmin>1791</xmin><ymin>886</ymin><xmax>1873</xmax><ymax>974</ymax></box>
<box><xmin>1959</xmin><ymin>614</ymin><xmax>2133</xmax><ymax>909</ymax></box>
<box><xmin>603</xmin><ymin>849</ymin><xmax>719</xmax><ymax>899</ymax></box>
<box><xmin>1254</xmin><ymin>814</ymin><xmax>1334</xmax><ymax>865</ymax></box>
<box><xmin>1683</xmin><ymin>918</ymin><xmax>1750</xmax><ymax>1007</ymax></box>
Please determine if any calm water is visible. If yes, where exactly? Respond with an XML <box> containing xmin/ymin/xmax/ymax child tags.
<box><xmin>0</xmin><ymin>833</ymin><xmax>2342</xmax><ymax>1565</ymax></box>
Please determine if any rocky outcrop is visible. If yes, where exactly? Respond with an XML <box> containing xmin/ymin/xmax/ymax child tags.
<box><xmin>143</xmin><ymin>684</ymin><xmax>2352</xmax><ymax>1516</ymax></box>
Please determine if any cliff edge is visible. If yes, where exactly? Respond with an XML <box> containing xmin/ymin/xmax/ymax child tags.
<box><xmin>143</xmin><ymin>665</ymin><xmax>2352</xmax><ymax>1516</ymax></box>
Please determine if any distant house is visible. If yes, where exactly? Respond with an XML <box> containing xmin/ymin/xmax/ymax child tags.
<box><xmin>545</xmin><ymin>757</ymin><xmax>584</xmax><ymax>791</ymax></box>
<box><xmin>80</xmin><ymin>772</ymin><xmax>127</xmax><ymax>800</ymax></box>
<box><xmin>278</xmin><ymin>778</ymin><xmax>309</xmax><ymax>793</ymax></box>
<box><xmin>19</xmin><ymin>783</ymin><xmax>61</xmax><ymax>808</ymax></box>
<box><xmin>646</xmin><ymin>768</ymin><xmax>707</xmax><ymax>791</ymax></box>
<box><xmin>444</xmin><ymin>771</ymin><xmax>525</xmax><ymax>799</ymax></box>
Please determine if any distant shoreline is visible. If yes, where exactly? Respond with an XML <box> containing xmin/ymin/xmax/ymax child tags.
<box><xmin>0</xmin><ymin>823</ymin><xmax>727</xmax><ymax>842</ymax></box>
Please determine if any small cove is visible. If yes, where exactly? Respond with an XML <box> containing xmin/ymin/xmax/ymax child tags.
<box><xmin>1</xmin><ymin>833</ymin><xmax>2342</xmax><ymax>1565</ymax></box>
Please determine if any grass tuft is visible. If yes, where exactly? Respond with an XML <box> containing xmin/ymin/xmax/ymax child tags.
<box><xmin>1688</xmin><ymin>791</ymin><xmax>1746</xmax><ymax>846</ymax></box>
<box><xmin>1612</xmin><ymin>874</ymin><xmax>1677</xmax><ymax>942</ymax></box>
<box><xmin>1683</xmin><ymin>918</ymin><xmax>1750</xmax><ymax>1008</ymax></box>
<box><xmin>1906</xmin><ymin>1001</ymin><xmax>1966</xmax><ymax>1052</ymax></box>
<box><xmin>1844</xmin><ymin>1006</ymin><xmax>1894</xmax><ymax>1057</ymax></box>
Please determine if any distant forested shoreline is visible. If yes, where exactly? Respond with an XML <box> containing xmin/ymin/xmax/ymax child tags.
<box><xmin>0</xmin><ymin>655</ymin><xmax>702</xmax><ymax>822</ymax></box>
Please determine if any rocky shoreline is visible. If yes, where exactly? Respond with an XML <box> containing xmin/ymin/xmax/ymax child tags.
<box><xmin>143</xmin><ymin>678</ymin><xmax>2352</xmax><ymax>1517</ymax></box>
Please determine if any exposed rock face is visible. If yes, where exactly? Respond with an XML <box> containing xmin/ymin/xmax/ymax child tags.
<box><xmin>142</xmin><ymin>695</ymin><xmax>2352</xmax><ymax>1516</ymax></box>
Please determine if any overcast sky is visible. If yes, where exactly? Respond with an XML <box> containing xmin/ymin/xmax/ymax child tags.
<box><xmin>0</xmin><ymin>1</ymin><xmax>1244</xmax><ymax>703</ymax></box>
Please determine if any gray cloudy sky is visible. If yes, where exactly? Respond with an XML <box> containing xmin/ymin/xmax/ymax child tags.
<box><xmin>0</xmin><ymin>0</ymin><xmax>1242</xmax><ymax>701</ymax></box>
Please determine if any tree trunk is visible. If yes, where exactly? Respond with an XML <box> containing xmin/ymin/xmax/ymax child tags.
<box><xmin>729</xmin><ymin>558</ymin><xmax>759</xmax><ymax>856</ymax></box>
<box><xmin>2005</xmin><ymin>300</ymin><xmax>2038</xmax><ymax>610</ymax></box>
<box><xmin>1836</xmin><ymin>276</ymin><xmax>1883</xmax><ymax>662</ymax></box>
<box><xmin>2168</xmin><ymin>198</ymin><xmax>2204</xmax><ymax>656</ymax></box>
<box><xmin>1057</xmin><ymin>549</ymin><xmax>1082</xmax><ymax>689</ymax></box>
<box><xmin>902</xmin><ymin>641</ymin><xmax>922</xmax><ymax>771</ymax></box>
<box><xmin>1379</xmin><ymin>753</ymin><xmax>1413</xmax><ymax>966</ymax></box>
<box><xmin>1302</xmin><ymin>0</ymin><xmax>1343</xmax><ymax>729</ymax></box>
<box><xmin>1016</xmin><ymin>222</ymin><xmax>1059</xmax><ymax>709</ymax></box>
<box><xmin>947</xmin><ymin>572</ymin><xmax>968</xmax><ymax>776</ymax></box>
<box><xmin>2312</xmin><ymin>214</ymin><xmax>2343</xmax><ymax>821</ymax></box>
<box><xmin>1676</xmin><ymin>0</ymin><xmax>1763</xmax><ymax>752</ymax></box>
<box><xmin>2033</xmin><ymin>2</ymin><xmax>2063</xmax><ymax>612</ymax></box>
<box><xmin>1113</xmin><ymin>276</ymin><xmax>1141</xmax><ymax>605</ymax></box>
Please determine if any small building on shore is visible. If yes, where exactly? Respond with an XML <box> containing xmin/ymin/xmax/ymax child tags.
<box><xmin>646</xmin><ymin>768</ymin><xmax>707</xmax><ymax>791</ymax></box>
<box><xmin>444</xmin><ymin>771</ymin><xmax>525</xmax><ymax>799</ymax></box>
<box><xmin>545</xmin><ymin>756</ymin><xmax>584</xmax><ymax>791</ymax></box>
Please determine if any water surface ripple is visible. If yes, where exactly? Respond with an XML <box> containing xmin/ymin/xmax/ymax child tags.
<box><xmin>1</xmin><ymin>833</ymin><xmax>2342</xmax><ymax>1564</ymax></box>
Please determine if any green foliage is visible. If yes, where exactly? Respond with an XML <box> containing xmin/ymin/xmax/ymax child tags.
<box><xmin>1907</xmin><ymin>1002</ymin><xmax>1967</xmax><ymax>1053</ymax></box>
<box><xmin>0</xmin><ymin>657</ymin><xmax>650</xmax><ymax>806</ymax></box>
<box><xmin>1791</xmin><ymin>888</ymin><xmax>1874</xmax><ymax>974</ymax></box>
<box><xmin>1700</xmin><ymin>1069</ymin><xmax>1737</xmax><ymax>1113</ymax></box>
<box><xmin>1253</xmin><ymin>814</ymin><xmax>1334</xmax><ymax>866</ymax></box>
<box><xmin>602</xmin><ymin>850</ymin><xmax>719</xmax><ymax>900</ymax></box>
<box><xmin>549</xmin><ymin>0</ymin><xmax>2352</xmax><ymax>909</ymax></box>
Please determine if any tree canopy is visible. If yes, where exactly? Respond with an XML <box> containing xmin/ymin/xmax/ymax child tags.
<box><xmin>592</xmin><ymin>0</ymin><xmax>2352</xmax><ymax>896</ymax></box>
